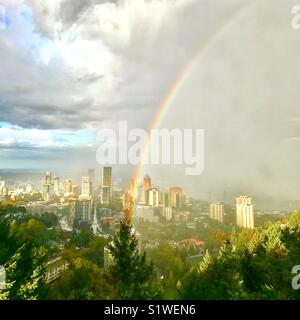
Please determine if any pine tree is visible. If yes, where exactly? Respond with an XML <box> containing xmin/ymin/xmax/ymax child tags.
<box><xmin>108</xmin><ymin>219</ymin><xmax>160</xmax><ymax>299</ymax></box>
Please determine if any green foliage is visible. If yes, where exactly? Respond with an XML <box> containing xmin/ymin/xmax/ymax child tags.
<box><xmin>37</xmin><ymin>212</ymin><xmax>59</xmax><ymax>228</ymax></box>
<box><xmin>0</xmin><ymin>205</ymin><xmax>48</xmax><ymax>300</ymax></box>
<box><xmin>48</xmin><ymin>257</ymin><xmax>117</xmax><ymax>300</ymax></box>
<box><xmin>179</xmin><ymin>212</ymin><xmax>300</xmax><ymax>300</ymax></box>
<box><xmin>108</xmin><ymin>219</ymin><xmax>162</xmax><ymax>299</ymax></box>
<box><xmin>1</xmin><ymin>202</ymin><xmax>300</xmax><ymax>300</ymax></box>
<box><xmin>70</xmin><ymin>230</ymin><xmax>94</xmax><ymax>248</ymax></box>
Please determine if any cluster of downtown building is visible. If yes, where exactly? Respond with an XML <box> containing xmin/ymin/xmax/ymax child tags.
<box><xmin>33</xmin><ymin>168</ymin><xmax>190</xmax><ymax>232</ymax></box>
<box><xmin>0</xmin><ymin>169</ymin><xmax>254</xmax><ymax>231</ymax></box>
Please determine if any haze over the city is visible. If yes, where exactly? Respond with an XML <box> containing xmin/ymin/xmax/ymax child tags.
<box><xmin>1</xmin><ymin>0</ymin><xmax>300</xmax><ymax>203</ymax></box>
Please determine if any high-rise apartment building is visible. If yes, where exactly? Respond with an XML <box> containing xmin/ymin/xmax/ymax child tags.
<box><xmin>142</xmin><ymin>175</ymin><xmax>151</xmax><ymax>203</ymax></box>
<box><xmin>209</xmin><ymin>203</ymin><xmax>224</xmax><ymax>223</ymax></box>
<box><xmin>147</xmin><ymin>187</ymin><xmax>160</xmax><ymax>207</ymax></box>
<box><xmin>236</xmin><ymin>196</ymin><xmax>254</xmax><ymax>229</ymax></box>
<box><xmin>170</xmin><ymin>186</ymin><xmax>184</xmax><ymax>208</ymax></box>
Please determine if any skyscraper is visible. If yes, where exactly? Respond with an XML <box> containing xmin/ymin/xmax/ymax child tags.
<box><xmin>88</xmin><ymin>169</ymin><xmax>95</xmax><ymax>193</ymax></box>
<box><xmin>102</xmin><ymin>167</ymin><xmax>112</xmax><ymax>198</ymax></box>
<box><xmin>81</xmin><ymin>177</ymin><xmax>91</xmax><ymax>199</ymax></box>
<box><xmin>143</xmin><ymin>175</ymin><xmax>151</xmax><ymax>190</ymax></box>
<box><xmin>53</xmin><ymin>176</ymin><xmax>60</xmax><ymax>196</ymax></box>
<box><xmin>64</xmin><ymin>179</ymin><xmax>73</xmax><ymax>194</ymax></box>
<box><xmin>148</xmin><ymin>187</ymin><xmax>160</xmax><ymax>207</ymax></box>
<box><xmin>45</xmin><ymin>171</ymin><xmax>52</xmax><ymax>185</ymax></box>
<box><xmin>170</xmin><ymin>186</ymin><xmax>184</xmax><ymax>208</ymax></box>
<box><xmin>209</xmin><ymin>203</ymin><xmax>224</xmax><ymax>223</ymax></box>
<box><xmin>236</xmin><ymin>196</ymin><xmax>254</xmax><ymax>229</ymax></box>
<box><xmin>42</xmin><ymin>171</ymin><xmax>54</xmax><ymax>201</ymax></box>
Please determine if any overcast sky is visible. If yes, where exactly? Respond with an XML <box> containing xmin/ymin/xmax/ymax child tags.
<box><xmin>1</xmin><ymin>0</ymin><xmax>300</xmax><ymax>202</ymax></box>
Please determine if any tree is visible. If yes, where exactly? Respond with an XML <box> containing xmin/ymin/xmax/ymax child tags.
<box><xmin>108</xmin><ymin>219</ymin><xmax>161</xmax><ymax>299</ymax></box>
<box><xmin>48</xmin><ymin>257</ymin><xmax>117</xmax><ymax>300</ymax></box>
<box><xmin>2</xmin><ymin>244</ymin><xmax>47</xmax><ymax>300</ymax></box>
<box><xmin>0</xmin><ymin>205</ymin><xmax>48</xmax><ymax>300</ymax></box>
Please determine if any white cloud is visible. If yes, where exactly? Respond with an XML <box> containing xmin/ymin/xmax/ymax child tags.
<box><xmin>2</xmin><ymin>0</ymin><xmax>300</xmax><ymax>201</ymax></box>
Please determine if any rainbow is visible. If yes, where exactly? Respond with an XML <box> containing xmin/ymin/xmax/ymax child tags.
<box><xmin>132</xmin><ymin>2</ymin><xmax>253</xmax><ymax>190</ymax></box>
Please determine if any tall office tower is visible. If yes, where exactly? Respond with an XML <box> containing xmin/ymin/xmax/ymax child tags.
<box><xmin>143</xmin><ymin>175</ymin><xmax>151</xmax><ymax>190</ymax></box>
<box><xmin>209</xmin><ymin>203</ymin><xmax>225</xmax><ymax>223</ymax></box>
<box><xmin>45</xmin><ymin>171</ymin><xmax>53</xmax><ymax>184</ymax></box>
<box><xmin>81</xmin><ymin>177</ymin><xmax>91</xmax><ymax>199</ymax></box>
<box><xmin>42</xmin><ymin>184</ymin><xmax>53</xmax><ymax>201</ymax></box>
<box><xmin>88</xmin><ymin>169</ymin><xmax>95</xmax><ymax>193</ymax></box>
<box><xmin>148</xmin><ymin>187</ymin><xmax>160</xmax><ymax>207</ymax></box>
<box><xmin>102</xmin><ymin>167</ymin><xmax>112</xmax><ymax>201</ymax></box>
<box><xmin>64</xmin><ymin>179</ymin><xmax>73</xmax><ymax>194</ymax></box>
<box><xmin>53</xmin><ymin>176</ymin><xmax>60</xmax><ymax>196</ymax></box>
<box><xmin>236</xmin><ymin>196</ymin><xmax>255</xmax><ymax>229</ymax></box>
<box><xmin>42</xmin><ymin>171</ymin><xmax>54</xmax><ymax>201</ymax></box>
<box><xmin>170</xmin><ymin>186</ymin><xmax>183</xmax><ymax>208</ymax></box>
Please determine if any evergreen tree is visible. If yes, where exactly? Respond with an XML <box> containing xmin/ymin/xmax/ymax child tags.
<box><xmin>108</xmin><ymin>219</ymin><xmax>161</xmax><ymax>299</ymax></box>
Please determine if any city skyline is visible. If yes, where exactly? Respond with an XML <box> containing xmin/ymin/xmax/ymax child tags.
<box><xmin>1</xmin><ymin>0</ymin><xmax>300</xmax><ymax>203</ymax></box>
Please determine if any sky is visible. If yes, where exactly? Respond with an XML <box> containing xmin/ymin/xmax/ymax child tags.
<box><xmin>1</xmin><ymin>0</ymin><xmax>300</xmax><ymax>202</ymax></box>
